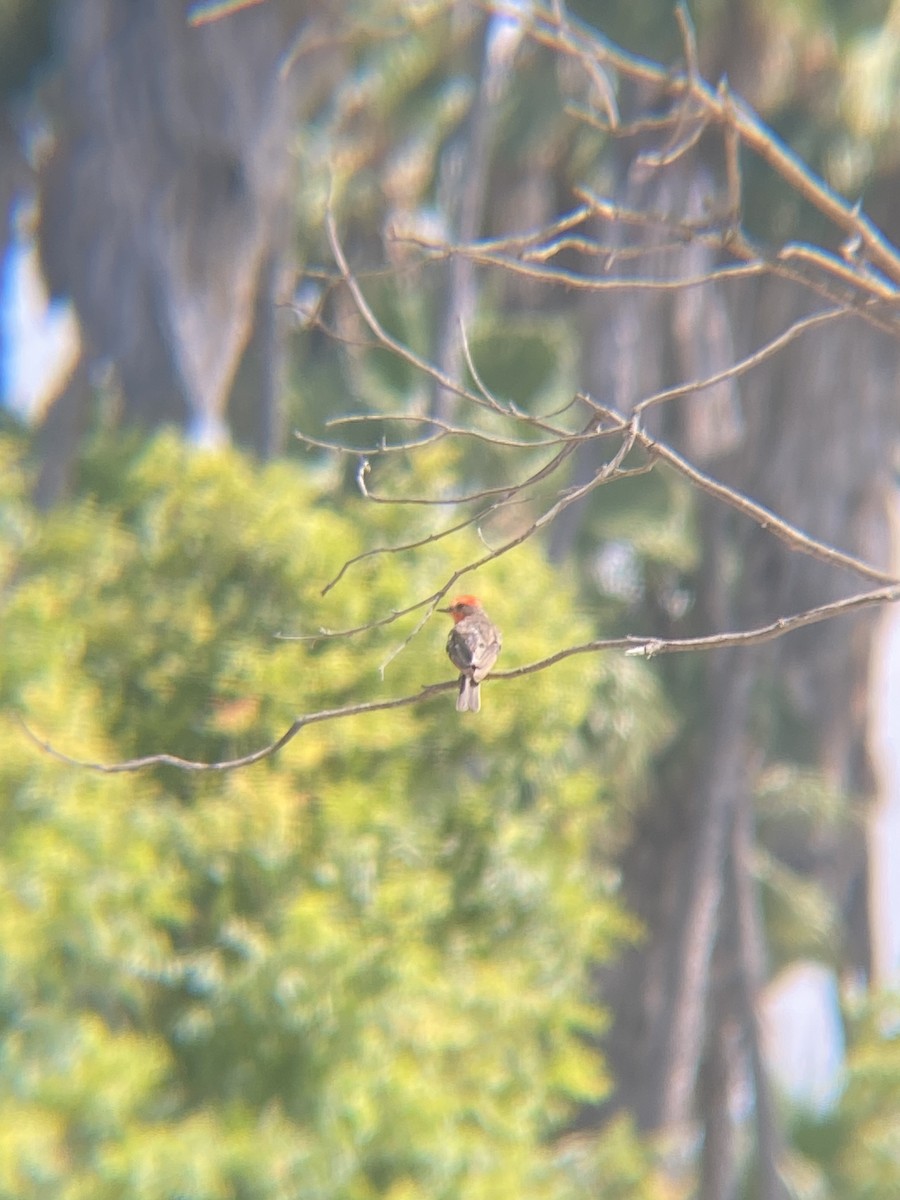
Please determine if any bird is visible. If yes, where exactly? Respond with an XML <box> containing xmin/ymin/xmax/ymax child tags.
<box><xmin>440</xmin><ymin>595</ymin><xmax>502</xmax><ymax>713</ymax></box>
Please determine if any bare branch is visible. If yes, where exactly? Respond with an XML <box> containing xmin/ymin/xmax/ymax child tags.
<box><xmin>636</xmin><ymin>115</ymin><xmax>707</xmax><ymax>170</ymax></box>
<box><xmin>328</xmin><ymin>209</ymin><xmax>586</xmax><ymax>440</ymax></box>
<box><xmin>20</xmin><ymin>585</ymin><xmax>898</xmax><ymax>774</ymax></box>
<box><xmin>386</xmin><ymin>203</ymin><xmax>595</xmax><ymax>259</ymax></box>
<box><xmin>633</xmin><ymin>305</ymin><xmax>853</xmax><ymax>416</ymax></box>
<box><xmin>281</xmin><ymin>418</ymin><xmax>630</xmax><ymax>645</ymax></box>
<box><xmin>620</xmin><ymin>412</ymin><xmax>897</xmax><ymax>586</ymax></box>
<box><xmin>319</xmin><ymin>413</ymin><xmax>611</xmax><ymax>596</ymax></box>
<box><xmin>322</xmin><ymin>413</ymin><xmax>571</xmax><ymax>451</ymax></box>
<box><xmin>496</xmin><ymin>0</ymin><xmax>900</xmax><ymax>286</ymax></box>
<box><xmin>16</xmin><ymin>684</ymin><xmax>456</xmax><ymax>774</ymax></box>
<box><xmin>457</xmin><ymin>318</ymin><xmax>521</xmax><ymax>417</ymax></box>
<box><xmin>401</xmin><ymin>235</ymin><xmax>768</xmax><ymax>294</ymax></box>
<box><xmin>720</xmin><ymin>80</ymin><xmax>743</xmax><ymax>226</ymax></box>
<box><xmin>636</xmin><ymin>5</ymin><xmax>707</xmax><ymax>171</ymax></box>
<box><xmin>674</xmin><ymin>1</ymin><xmax>699</xmax><ymax>81</ymax></box>
<box><xmin>574</xmin><ymin>188</ymin><xmax>900</xmax><ymax>327</ymax></box>
<box><xmin>624</xmin><ymin>585</ymin><xmax>900</xmax><ymax>658</ymax></box>
<box><xmin>778</xmin><ymin>240</ymin><xmax>896</xmax><ymax>298</ymax></box>
<box><xmin>723</xmin><ymin>88</ymin><xmax>900</xmax><ymax>285</ymax></box>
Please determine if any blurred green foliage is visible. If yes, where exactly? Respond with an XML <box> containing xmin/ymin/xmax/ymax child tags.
<box><xmin>780</xmin><ymin>991</ymin><xmax>900</xmax><ymax>1200</ymax></box>
<box><xmin>0</xmin><ymin>0</ymin><xmax>54</xmax><ymax>100</ymax></box>
<box><xmin>0</xmin><ymin>429</ymin><xmax>670</xmax><ymax>1199</ymax></box>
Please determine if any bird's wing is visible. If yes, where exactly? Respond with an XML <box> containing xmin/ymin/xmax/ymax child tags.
<box><xmin>447</xmin><ymin>627</ymin><xmax>477</xmax><ymax>672</ymax></box>
<box><xmin>470</xmin><ymin>630</ymin><xmax>501</xmax><ymax>682</ymax></box>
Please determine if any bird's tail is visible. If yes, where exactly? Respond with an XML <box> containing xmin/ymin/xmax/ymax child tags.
<box><xmin>457</xmin><ymin>675</ymin><xmax>481</xmax><ymax>713</ymax></box>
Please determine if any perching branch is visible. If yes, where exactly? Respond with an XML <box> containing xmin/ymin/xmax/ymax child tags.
<box><xmin>20</xmin><ymin>583</ymin><xmax>899</xmax><ymax>773</ymax></box>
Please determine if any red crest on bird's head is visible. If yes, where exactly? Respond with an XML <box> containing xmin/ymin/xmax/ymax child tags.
<box><xmin>442</xmin><ymin>594</ymin><xmax>483</xmax><ymax>622</ymax></box>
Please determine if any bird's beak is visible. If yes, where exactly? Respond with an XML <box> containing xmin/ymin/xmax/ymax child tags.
<box><xmin>438</xmin><ymin>606</ymin><xmax>452</xmax><ymax>614</ymax></box>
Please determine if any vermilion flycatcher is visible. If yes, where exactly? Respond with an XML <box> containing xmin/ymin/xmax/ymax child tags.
<box><xmin>441</xmin><ymin>595</ymin><xmax>501</xmax><ymax>713</ymax></box>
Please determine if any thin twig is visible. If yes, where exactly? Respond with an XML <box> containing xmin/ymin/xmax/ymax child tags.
<box><xmin>388</xmin><ymin>203</ymin><xmax>595</xmax><ymax>259</ymax></box>
<box><xmin>319</xmin><ymin>413</ymin><xmax>608</xmax><ymax>596</ymax></box>
<box><xmin>675</xmin><ymin>1</ymin><xmax>699</xmax><ymax>80</ymax></box>
<box><xmin>284</xmin><ymin>419</ymin><xmax>631</xmax><ymax>644</ymax></box>
<box><xmin>624</xmin><ymin>585</ymin><xmax>900</xmax><ymax>657</ymax></box>
<box><xmin>420</xmin><ymin>244</ymin><xmax>769</xmax><ymax>293</ymax></box>
<box><xmin>495</xmin><ymin>0</ymin><xmax>900</xmax><ymax>285</ymax></box>
<box><xmin>612</xmin><ymin>410</ymin><xmax>898</xmax><ymax>585</ymax></box>
<box><xmin>633</xmin><ymin>305</ymin><xmax>853</xmax><ymax>415</ymax></box>
<box><xmin>326</xmin><ymin>209</ymin><xmax>575</xmax><ymax>439</ymax></box>
<box><xmin>322</xmin><ymin>413</ymin><xmax>571</xmax><ymax>450</ymax></box>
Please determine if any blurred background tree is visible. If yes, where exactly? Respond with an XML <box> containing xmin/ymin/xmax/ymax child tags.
<box><xmin>2</xmin><ymin>2</ymin><xmax>900</xmax><ymax>1199</ymax></box>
